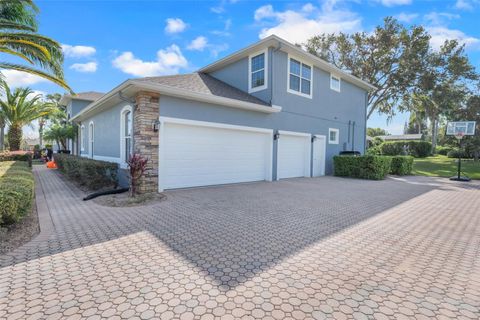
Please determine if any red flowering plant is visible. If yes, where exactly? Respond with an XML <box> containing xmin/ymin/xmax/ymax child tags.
<box><xmin>127</xmin><ymin>153</ymin><xmax>148</xmax><ymax>197</ymax></box>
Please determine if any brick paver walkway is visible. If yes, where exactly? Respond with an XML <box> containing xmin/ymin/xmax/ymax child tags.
<box><xmin>1</xmin><ymin>166</ymin><xmax>479</xmax><ymax>320</ymax></box>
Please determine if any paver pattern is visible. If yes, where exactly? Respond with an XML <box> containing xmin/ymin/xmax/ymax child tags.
<box><xmin>1</xmin><ymin>166</ymin><xmax>479</xmax><ymax>320</ymax></box>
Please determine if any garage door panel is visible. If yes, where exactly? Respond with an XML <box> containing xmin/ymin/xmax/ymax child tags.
<box><xmin>277</xmin><ymin>133</ymin><xmax>311</xmax><ymax>179</ymax></box>
<box><xmin>161</xmin><ymin>121</ymin><xmax>272</xmax><ymax>189</ymax></box>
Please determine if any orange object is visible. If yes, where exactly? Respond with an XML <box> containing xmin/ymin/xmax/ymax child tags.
<box><xmin>47</xmin><ymin>161</ymin><xmax>57</xmax><ymax>169</ymax></box>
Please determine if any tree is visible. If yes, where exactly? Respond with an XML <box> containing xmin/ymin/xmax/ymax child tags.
<box><xmin>304</xmin><ymin>17</ymin><xmax>430</xmax><ymax>119</ymax></box>
<box><xmin>0</xmin><ymin>80</ymin><xmax>54</xmax><ymax>150</ymax></box>
<box><xmin>0</xmin><ymin>0</ymin><xmax>71</xmax><ymax>90</ymax></box>
<box><xmin>367</xmin><ymin>127</ymin><xmax>389</xmax><ymax>137</ymax></box>
<box><xmin>43</xmin><ymin>123</ymin><xmax>75</xmax><ymax>150</ymax></box>
<box><xmin>452</xmin><ymin>95</ymin><xmax>480</xmax><ymax>160</ymax></box>
<box><xmin>405</xmin><ymin>110</ymin><xmax>427</xmax><ymax>134</ymax></box>
<box><xmin>38</xmin><ymin>93</ymin><xmax>63</xmax><ymax>147</ymax></box>
<box><xmin>401</xmin><ymin>40</ymin><xmax>478</xmax><ymax>151</ymax></box>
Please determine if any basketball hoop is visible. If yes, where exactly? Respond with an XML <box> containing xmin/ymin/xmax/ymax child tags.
<box><xmin>454</xmin><ymin>132</ymin><xmax>465</xmax><ymax>140</ymax></box>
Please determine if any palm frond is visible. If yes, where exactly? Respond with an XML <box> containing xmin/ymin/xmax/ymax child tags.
<box><xmin>0</xmin><ymin>63</ymin><xmax>72</xmax><ymax>93</ymax></box>
<box><xmin>0</xmin><ymin>46</ymin><xmax>34</xmax><ymax>63</ymax></box>
<box><xmin>0</xmin><ymin>19</ymin><xmax>36</xmax><ymax>31</ymax></box>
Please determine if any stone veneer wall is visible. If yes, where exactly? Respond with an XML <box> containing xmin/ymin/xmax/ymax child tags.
<box><xmin>133</xmin><ymin>91</ymin><xmax>160</xmax><ymax>193</ymax></box>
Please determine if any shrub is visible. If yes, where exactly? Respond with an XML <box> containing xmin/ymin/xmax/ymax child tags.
<box><xmin>408</xmin><ymin>141</ymin><xmax>432</xmax><ymax>158</ymax></box>
<box><xmin>378</xmin><ymin>140</ymin><xmax>431</xmax><ymax>158</ymax></box>
<box><xmin>390</xmin><ymin>156</ymin><xmax>414</xmax><ymax>175</ymax></box>
<box><xmin>380</xmin><ymin>141</ymin><xmax>407</xmax><ymax>156</ymax></box>
<box><xmin>447</xmin><ymin>148</ymin><xmax>471</xmax><ymax>159</ymax></box>
<box><xmin>127</xmin><ymin>153</ymin><xmax>148</xmax><ymax>196</ymax></box>
<box><xmin>0</xmin><ymin>161</ymin><xmax>35</xmax><ymax>226</ymax></box>
<box><xmin>436</xmin><ymin>146</ymin><xmax>453</xmax><ymax>156</ymax></box>
<box><xmin>333</xmin><ymin>155</ymin><xmax>392</xmax><ymax>180</ymax></box>
<box><xmin>0</xmin><ymin>151</ymin><xmax>32</xmax><ymax>167</ymax></box>
<box><xmin>54</xmin><ymin>154</ymin><xmax>118</xmax><ymax>190</ymax></box>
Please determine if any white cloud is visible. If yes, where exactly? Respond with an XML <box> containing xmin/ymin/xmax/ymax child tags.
<box><xmin>112</xmin><ymin>44</ymin><xmax>188</xmax><ymax>77</ymax></box>
<box><xmin>209</xmin><ymin>43</ymin><xmax>229</xmax><ymax>58</ymax></box>
<box><xmin>428</xmin><ymin>26</ymin><xmax>480</xmax><ymax>50</ymax></box>
<box><xmin>455</xmin><ymin>0</ymin><xmax>479</xmax><ymax>10</ymax></box>
<box><xmin>70</xmin><ymin>62</ymin><xmax>98</xmax><ymax>73</ymax></box>
<box><xmin>255</xmin><ymin>3</ymin><xmax>362</xmax><ymax>44</ymax></box>
<box><xmin>376</xmin><ymin>0</ymin><xmax>412</xmax><ymax>7</ymax></box>
<box><xmin>187</xmin><ymin>36</ymin><xmax>208</xmax><ymax>51</ymax></box>
<box><xmin>165</xmin><ymin>18</ymin><xmax>187</xmax><ymax>34</ymax></box>
<box><xmin>62</xmin><ymin>44</ymin><xmax>96</xmax><ymax>58</ymax></box>
<box><xmin>395</xmin><ymin>12</ymin><xmax>419</xmax><ymax>23</ymax></box>
<box><xmin>0</xmin><ymin>70</ymin><xmax>47</xmax><ymax>87</ymax></box>
<box><xmin>424</xmin><ymin>12</ymin><xmax>460</xmax><ymax>25</ymax></box>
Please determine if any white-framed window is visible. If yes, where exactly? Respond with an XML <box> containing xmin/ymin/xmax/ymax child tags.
<box><xmin>328</xmin><ymin>128</ymin><xmax>339</xmax><ymax>144</ymax></box>
<box><xmin>287</xmin><ymin>56</ymin><xmax>312</xmax><ymax>98</ymax></box>
<box><xmin>88</xmin><ymin>121</ymin><xmax>94</xmax><ymax>158</ymax></box>
<box><xmin>248</xmin><ymin>49</ymin><xmax>268</xmax><ymax>93</ymax></box>
<box><xmin>120</xmin><ymin>105</ymin><xmax>133</xmax><ymax>164</ymax></box>
<box><xmin>80</xmin><ymin>125</ymin><xmax>85</xmax><ymax>151</ymax></box>
<box><xmin>330</xmin><ymin>74</ymin><xmax>341</xmax><ymax>92</ymax></box>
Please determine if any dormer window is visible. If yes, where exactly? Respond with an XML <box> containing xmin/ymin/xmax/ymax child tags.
<box><xmin>288</xmin><ymin>56</ymin><xmax>312</xmax><ymax>98</ymax></box>
<box><xmin>248</xmin><ymin>50</ymin><xmax>268</xmax><ymax>93</ymax></box>
<box><xmin>330</xmin><ymin>74</ymin><xmax>341</xmax><ymax>92</ymax></box>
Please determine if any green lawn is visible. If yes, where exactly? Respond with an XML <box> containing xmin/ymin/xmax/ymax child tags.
<box><xmin>413</xmin><ymin>155</ymin><xmax>480</xmax><ymax>179</ymax></box>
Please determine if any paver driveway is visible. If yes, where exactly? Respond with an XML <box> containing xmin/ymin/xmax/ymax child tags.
<box><xmin>1</xmin><ymin>166</ymin><xmax>480</xmax><ymax>320</ymax></box>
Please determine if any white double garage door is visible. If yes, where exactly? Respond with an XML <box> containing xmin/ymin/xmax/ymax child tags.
<box><xmin>159</xmin><ymin>117</ymin><xmax>326</xmax><ymax>191</ymax></box>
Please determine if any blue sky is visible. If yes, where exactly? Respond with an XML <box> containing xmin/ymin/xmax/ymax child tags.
<box><xmin>7</xmin><ymin>0</ymin><xmax>480</xmax><ymax>136</ymax></box>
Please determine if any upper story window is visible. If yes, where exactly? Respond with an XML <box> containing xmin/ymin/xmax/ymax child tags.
<box><xmin>329</xmin><ymin>128</ymin><xmax>339</xmax><ymax>144</ymax></box>
<box><xmin>288</xmin><ymin>56</ymin><xmax>312</xmax><ymax>98</ymax></box>
<box><xmin>248</xmin><ymin>50</ymin><xmax>268</xmax><ymax>93</ymax></box>
<box><xmin>330</xmin><ymin>74</ymin><xmax>341</xmax><ymax>92</ymax></box>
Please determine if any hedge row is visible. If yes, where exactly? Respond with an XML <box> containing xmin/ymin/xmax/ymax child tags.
<box><xmin>333</xmin><ymin>155</ymin><xmax>392</xmax><ymax>180</ymax></box>
<box><xmin>334</xmin><ymin>155</ymin><xmax>413</xmax><ymax>180</ymax></box>
<box><xmin>390</xmin><ymin>156</ymin><xmax>414</xmax><ymax>175</ymax></box>
<box><xmin>380</xmin><ymin>141</ymin><xmax>432</xmax><ymax>158</ymax></box>
<box><xmin>0</xmin><ymin>151</ymin><xmax>32</xmax><ymax>167</ymax></box>
<box><xmin>54</xmin><ymin>154</ymin><xmax>118</xmax><ymax>190</ymax></box>
<box><xmin>0</xmin><ymin>161</ymin><xmax>35</xmax><ymax>226</ymax></box>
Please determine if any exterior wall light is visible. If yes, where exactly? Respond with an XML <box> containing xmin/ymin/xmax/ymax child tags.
<box><xmin>152</xmin><ymin>120</ymin><xmax>160</xmax><ymax>132</ymax></box>
<box><xmin>274</xmin><ymin>132</ymin><xmax>280</xmax><ymax>140</ymax></box>
<box><xmin>311</xmin><ymin>136</ymin><xmax>317</xmax><ymax>142</ymax></box>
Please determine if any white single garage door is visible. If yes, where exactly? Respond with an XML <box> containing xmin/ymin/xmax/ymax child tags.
<box><xmin>277</xmin><ymin>130</ymin><xmax>311</xmax><ymax>179</ymax></box>
<box><xmin>159</xmin><ymin>117</ymin><xmax>273</xmax><ymax>190</ymax></box>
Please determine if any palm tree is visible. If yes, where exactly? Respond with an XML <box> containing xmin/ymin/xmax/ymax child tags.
<box><xmin>0</xmin><ymin>80</ymin><xmax>54</xmax><ymax>150</ymax></box>
<box><xmin>0</xmin><ymin>0</ymin><xmax>71</xmax><ymax>90</ymax></box>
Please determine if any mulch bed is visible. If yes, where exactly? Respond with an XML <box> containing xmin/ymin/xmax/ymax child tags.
<box><xmin>93</xmin><ymin>192</ymin><xmax>166</xmax><ymax>207</ymax></box>
<box><xmin>0</xmin><ymin>204</ymin><xmax>39</xmax><ymax>255</ymax></box>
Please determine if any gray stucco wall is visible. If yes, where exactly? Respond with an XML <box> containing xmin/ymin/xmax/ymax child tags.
<box><xmin>163</xmin><ymin>48</ymin><xmax>367</xmax><ymax>176</ymax></box>
<box><xmin>210</xmin><ymin>49</ymin><xmax>273</xmax><ymax>104</ymax></box>
<box><xmin>71</xmin><ymin>100</ymin><xmax>92</xmax><ymax>117</ymax></box>
<box><xmin>79</xmin><ymin>102</ymin><xmax>130</xmax><ymax>159</ymax></box>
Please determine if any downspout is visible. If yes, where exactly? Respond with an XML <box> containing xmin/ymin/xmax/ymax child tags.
<box><xmin>270</xmin><ymin>41</ymin><xmax>282</xmax><ymax>106</ymax></box>
<box><xmin>352</xmin><ymin>121</ymin><xmax>356</xmax><ymax>151</ymax></box>
<box><xmin>364</xmin><ymin>92</ymin><xmax>368</xmax><ymax>154</ymax></box>
<box><xmin>347</xmin><ymin>120</ymin><xmax>351</xmax><ymax>148</ymax></box>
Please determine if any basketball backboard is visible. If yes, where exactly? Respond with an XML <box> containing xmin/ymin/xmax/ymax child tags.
<box><xmin>446</xmin><ymin>121</ymin><xmax>476</xmax><ymax>136</ymax></box>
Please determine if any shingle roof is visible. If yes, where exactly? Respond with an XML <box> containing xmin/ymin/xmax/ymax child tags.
<box><xmin>71</xmin><ymin>91</ymin><xmax>104</xmax><ymax>101</ymax></box>
<box><xmin>136</xmin><ymin>73</ymin><xmax>269</xmax><ymax>106</ymax></box>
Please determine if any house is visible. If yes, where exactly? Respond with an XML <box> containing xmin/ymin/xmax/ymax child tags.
<box><xmin>377</xmin><ymin>134</ymin><xmax>424</xmax><ymax>141</ymax></box>
<box><xmin>59</xmin><ymin>91</ymin><xmax>104</xmax><ymax>153</ymax></box>
<box><xmin>69</xmin><ymin>35</ymin><xmax>375</xmax><ymax>193</ymax></box>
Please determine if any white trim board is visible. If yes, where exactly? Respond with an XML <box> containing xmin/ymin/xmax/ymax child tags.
<box><xmin>159</xmin><ymin>117</ymin><xmax>274</xmax><ymax>134</ymax></box>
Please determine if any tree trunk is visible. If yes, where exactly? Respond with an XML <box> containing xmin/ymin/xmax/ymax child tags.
<box><xmin>39</xmin><ymin>122</ymin><xmax>44</xmax><ymax>147</ymax></box>
<box><xmin>0</xmin><ymin>125</ymin><xmax>4</xmax><ymax>151</ymax></box>
<box><xmin>7</xmin><ymin>124</ymin><xmax>22</xmax><ymax>151</ymax></box>
<box><xmin>430</xmin><ymin>116</ymin><xmax>438</xmax><ymax>153</ymax></box>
